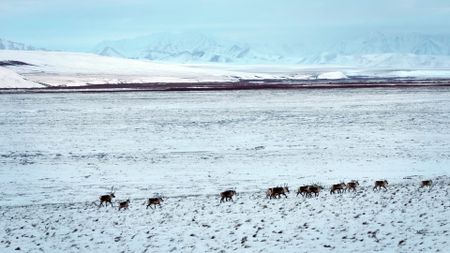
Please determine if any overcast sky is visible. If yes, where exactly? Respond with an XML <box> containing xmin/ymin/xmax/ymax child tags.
<box><xmin>1</xmin><ymin>0</ymin><xmax>449</xmax><ymax>51</ymax></box>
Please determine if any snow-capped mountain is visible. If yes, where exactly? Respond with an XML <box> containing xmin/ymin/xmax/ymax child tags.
<box><xmin>97</xmin><ymin>46</ymin><xmax>124</xmax><ymax>58</ymax></box>
<box><xmin>0</xmin><ymin>38</ymin><xmax>45</xmax><ymax>51</ymax></box>
<box><xmin>93</xmin><ymin>32</ymin><xmax>295</xmax><ymax>63</ymax></box>
<box><xmin>297</xmin><ymin>33</ymin><xmax>450</xmax><ymax>67</ymax></box>
<box><xmin>331</xmin><ymin>32</ymin><xmax>450</xmax><ymax>56</ymax></box>
<box><xmin>94</xmin><ymin>32</ymin><xmax>450</xmax><ymax>68</ymax></box>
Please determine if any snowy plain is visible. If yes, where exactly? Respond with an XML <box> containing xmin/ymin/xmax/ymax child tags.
<box><xmin>2</xmin><ymin>50</ymin><xmax>450</xmax><ymax>89</ymax></box>
<box><xmin>0</xmin><ymin>88</ymin><xmax>449</xmax><ymax>252</ymax></box>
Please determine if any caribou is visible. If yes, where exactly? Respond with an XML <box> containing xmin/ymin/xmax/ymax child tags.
<box><xmin>308</xmin><ymin>185</ymin><xmax>323</xmax><ymax>197</ymax></box>
<box><xmin>346</xmin><ymin>180</ymin><xmax>359</xmax><ymax>192</ymax></box>
<box><xmin>420</xmin><ymin>180</ymin><xmax>433</xmax><ymax>189</ymax></box>
<box><xmin>118</xmin><ymin>199</ymin><xmax>130</xmax><ymax>211</ymax></box>
<box><xmin>297</xmin><ymin>185</ymin><xmax>323</xmax><ymax>197</ymax></box>
<box><xmin>90</xmin><ymin>178</ymin><xmax>438</xmax><ymax>212</ymax></box>
<box><xmin>267</xmin><ymin>185</ymin><xmax>290</xmax><ymax>199</ymax></box>
<box><xmin>95</xmin><ymin>186</ymin><xmax>116</xmax><ymax>208</ymax></box>
<box><xmin>330</xmin><ymin>183</ymin><xmax>346</xmax><ymax>194</ymax></box>
<box><xmin>144</xmin><ymin>197</ymin><xmax>164</xmax><ymax>209</ymax></box>
<box><xmin>220</xmin><ymin>190</ymin><xmax>237</xmax><ymax>203</ymax></box>
<box><xmin>373</xmin><ymin>180</ymin><xmax>388</xmax><ymax>191</ymax></box>
<box><xmin>296</xmin><ymin>185</ymin><xmax>311</xmax><ymax>197</ymax></box>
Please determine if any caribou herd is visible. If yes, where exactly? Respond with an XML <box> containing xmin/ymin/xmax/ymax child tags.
<box><xmin>94</xmin><ymin>180</ymin><xmax>433</xmax><ymax>210</ymax></box>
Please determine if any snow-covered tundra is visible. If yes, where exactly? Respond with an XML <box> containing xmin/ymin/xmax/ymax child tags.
<box><xmin>0</xmin><ymin>87</ymin><xmax>449</xmax><ymax>252</ymax></box>
<box><xmin>0</xmin><ymin>177</ymin><xmax>449</xmax><ymax>252</ymax></box>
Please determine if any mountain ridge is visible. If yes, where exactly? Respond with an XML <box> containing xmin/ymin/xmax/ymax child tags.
<box><xmin>93</xmin><ymin>32</ymin><xmax>450</xmax><ymax>67</ymax></box>
<box><xmin>0</xmin><ymin>38</ymin><xmax>45</xmax><ymax>51</ymax></box>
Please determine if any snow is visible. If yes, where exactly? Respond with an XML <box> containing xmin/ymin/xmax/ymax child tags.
<box><xmin>0</xmin><ymin>50</ymin><xmax>347</xmax><ymax>88</ymax></box>
<box><xmin>0</xmin><ymin>50</ymin><xmax>240</xmax><ymax>87</ymax></box>
<box><xmin>1</xmin><ymin>178</ymin><xmax>449</xmax><ymax>252</ymax></box>
<box><xmin>317</xmin><ymin>71</ymin><xmax>348</xmax><ymax>80</ymax></box>
<box><xmin>1</xmin><ymin>32</ymin><xmax>450</xmax><ymax>253</ymax></box>
<box><xmin>303</xmin><ymin>53</ymin><xmax>450</xmax><ymax>68</ymax></box>
<box><xmin>1</xmin><ymin>50</ymin><xmax>450</xmax><ymax>89</ymax></box>
<box><xmin>382</xmin><ymin>70</ymin><xmax>450</xmax><ymax>78</ymax></box>
<box><xmin>2</xmin><ymin>88</ymin><xmax>449</xmax><ymax>205</ymax></box>
<box><xmin>0</xmin><ymin>50</ymin><xmax>223</xmax><ymax>76</ymax></box>
<box><xmin>0</xmin><ymin>67</ymin><xmax>42</xmax><ymax>88</ymax></box>
<box><xmin>0</xmin><ymin>88</ymin><xmax>449</xmax><ymax>251</ymax></box>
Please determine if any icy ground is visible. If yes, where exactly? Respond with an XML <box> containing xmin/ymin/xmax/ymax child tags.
<box><xmin>0</xmin><ymin>88</ymin><xmax>449</xmax><ymax>252</ymax></box>
<box><xmin>0</xmin><ymin>177</ymin><xmax>449</xmax><ymax>253</ymax></box>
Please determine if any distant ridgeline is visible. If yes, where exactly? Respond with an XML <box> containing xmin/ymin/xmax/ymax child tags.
<box><xmin>93</xmin><ymin>32</ymin><xmax>450</xmax><ymax>67</ymax></box>
<box><xmin>0</xmin><ymin>38</ymin><xmax>46</xmax><ymax>51</ymax></box>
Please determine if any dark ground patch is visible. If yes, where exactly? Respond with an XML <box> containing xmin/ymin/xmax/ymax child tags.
<box><xmin>0</xmin><ymin>60</ymin><xmax>33</xmax><ymax>66</ymax></box>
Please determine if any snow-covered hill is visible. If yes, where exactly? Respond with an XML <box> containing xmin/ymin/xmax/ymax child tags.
<box><xmin>2</xmin><ymin>50</ymin><xmax>450</xmax><ymax>89</ymax></box>
<box><xmin>0</xmin><ymin>50</ymin><xmax>242</xmax><ymax>87</ymax></box>
<box><xmin>94</xmin><ymin>32</ymin><xmax>450</xmax><ymax>68</ymax></box>
<box><xmin>0</xmin><ymin>66</ymin><xmax>41</xmax><ymax>88</ymax></box>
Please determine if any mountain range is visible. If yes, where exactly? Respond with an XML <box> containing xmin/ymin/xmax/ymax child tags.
<box><xmin>0</xmin><ymin>38</ymin><xmax>45</xmax><ymax>51</ymax></box>
<box><xmin>93</xmin><ymin>33</ymin><xmax>291</xmax><ymax>63</ymax></box>
<box><xmin>93</xmin><ymin>32</ymin><xmax>450</xmax><ymax>68</ymax></box>
<box><xmin>2</xmin><ymin>33</ymin><xmax>450</xmax><ymax>68</ymax></box>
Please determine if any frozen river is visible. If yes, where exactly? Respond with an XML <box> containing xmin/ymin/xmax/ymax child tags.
<box><xmin>1</xmin><ymin>87</ymin><xmax>449</xmax><ymax>205</ymax></box>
